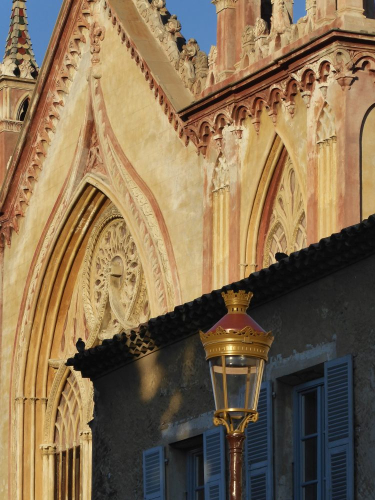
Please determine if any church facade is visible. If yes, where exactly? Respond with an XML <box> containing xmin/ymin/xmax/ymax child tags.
<box><xmin>0</xmin><ymin>0</ymin><xmax>375</xmax><ymax>498</ymax></box>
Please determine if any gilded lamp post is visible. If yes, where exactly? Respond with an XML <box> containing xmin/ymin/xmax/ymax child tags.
<box><xmin>200</xmin><ymin>290</ymin><xmax>274</xmax><ymax>500</ymax></box>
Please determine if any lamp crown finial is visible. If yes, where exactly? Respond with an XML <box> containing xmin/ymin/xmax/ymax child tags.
<box><xmin>222</xmin><ymin>290</ymin><xmax>253</xmax><ymax>313</ymax></box>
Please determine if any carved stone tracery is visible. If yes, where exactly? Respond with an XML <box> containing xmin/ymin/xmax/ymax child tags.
<box><xmin>83</xmin><ymin>205</ymin><xmax>150</xmax><ymax>342</ymax></box>
<box><xmin>263</xmin><ymin>156</ymin><xmax>307</xmax><ymax>267</ymax></box>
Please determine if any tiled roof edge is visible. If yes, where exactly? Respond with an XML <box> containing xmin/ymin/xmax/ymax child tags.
<box><xmin>67</xmin><ymin>214</ymin><xmax>375</xmax><ymax>379</ymax></box>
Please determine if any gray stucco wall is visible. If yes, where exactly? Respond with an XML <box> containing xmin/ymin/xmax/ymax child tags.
<box><xmin>90</xmin><ymin>254</ymin><xmax>375</xmax><ymax>499</ymax></box>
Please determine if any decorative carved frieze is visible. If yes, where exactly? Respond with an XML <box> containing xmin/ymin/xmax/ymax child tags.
<box><xmin>184</xmin><ymin>45</ymin><xmax>375</xmax><ymax>155</ymax></box>
<box><xmin>0</xmin><ymin>120</ymin><xmax>23</xmax><ymax>134</ymax></box>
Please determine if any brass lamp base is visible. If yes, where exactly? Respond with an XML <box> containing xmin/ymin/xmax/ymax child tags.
<box><xmin>213</xmin><ymin>409</ymin><xmax>258</xmax><ymax>434</ymax></box>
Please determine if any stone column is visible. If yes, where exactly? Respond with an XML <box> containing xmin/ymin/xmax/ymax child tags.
<box><xmin>212</xmin><ymin>0</ymin><xmax>237</xmax><ymax>77</ymax></box>
<box><xmin>40</xmin><ymin>444</ymin><xmax>56</xmax><ymax>500</ymax></box>
<box><xmin>80</xmin><ymin>430</ymin><xmax>92</xmax><ymax>500</ymax></box>
<box><xmin>29</xmin><ymin>397</ymin><xmax>39</xmax><ymax>500</ymax></box>
<box><xmin>15</xmin><ymin>396</ymin><xmax>27</xmax><ymax>500</ymax></box>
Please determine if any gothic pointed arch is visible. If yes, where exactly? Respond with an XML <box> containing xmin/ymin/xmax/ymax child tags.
<box><xmin>10</xmin><ymin>78</ymin><xmax>182</xmax><ymax>499</ymax></box>
<box><xmin>261</xmin><ymin>157</ymin><xmax>307</xmax><ymax>267</ymax></box>
<box><xmin>11</xmin><ymin>181</ymin><xmax>161</xmax><ymax>499</ymax></box>
<box><xmin>245</xmin><ymin>135</ymin><xmax>307</xmax><ymax>270</ymax></box>
<box><xmin>42</xmin><ymin>364</ymin><xmax>92</xmax><ymax>500</ymax></box>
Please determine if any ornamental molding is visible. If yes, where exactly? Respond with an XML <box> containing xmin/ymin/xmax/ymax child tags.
<box><xmin>0</xmin><ymin>0</ymin><xmax>95</xmax><ymax>248</ymax></box>
<box><xmin>183</xmin><ymin>45</ymin><xmax>375</xmax><ymax>156</ymax></box>
<box><xmin>90</xmin><ymin>76</ymin><xmax>180</xmax><ymax>311</ymax></box>
<box><xmin>0</xmin><ymin>119</ymin><xmax>23</xmax><ymax>133</ymax></box>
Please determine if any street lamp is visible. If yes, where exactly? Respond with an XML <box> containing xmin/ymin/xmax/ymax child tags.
<box><xmin>200</xmin><ymin>290</ymin><xmax>274</xmax><ymax>500</ymax></box>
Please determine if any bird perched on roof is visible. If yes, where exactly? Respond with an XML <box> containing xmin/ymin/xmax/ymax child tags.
<box><xmin>76</xmin><ymin>338</ymin><xmax>86</xmax><ymax>353</ymax></box>
<box><xmin>275</xmin><ymin>252</ymin><xmax>288</xmax><ymax>262</ymax></box>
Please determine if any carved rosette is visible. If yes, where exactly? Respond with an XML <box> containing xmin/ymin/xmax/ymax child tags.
<box><xmin>83</xmin><ymin>205</ymin><xmax>150</xmax><ymax>342</ymax></box>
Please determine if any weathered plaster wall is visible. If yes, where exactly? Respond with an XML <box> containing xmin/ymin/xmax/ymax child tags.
<box><xmin>99</xmin><ymin>10</ymin><xmax>204</xmax><ymax>304</ymax></box>
<box><xmin>92</xmin><ymin>334</ymin><xmax>214</xmax><ymax>499</ymax></box>
<box><xmin>91</xmin><ymin>255</ymin><xmax>375</xmax><ymax>499</ymax></box>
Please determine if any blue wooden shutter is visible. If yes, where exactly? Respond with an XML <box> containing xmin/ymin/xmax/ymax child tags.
<box><xmin>324</xmin><ymin>355</ymin><xmax>354</xmax><ymax>500</ymax></box>
<box><xmin>143</xmin><ymin>446</ymin><xmax>165</xmax><ymax>500</ymax></box>
<box><xmin>204</xmin><ymin>426</ymin><xmax>226</xmax><ymax>500</ymax></box>
<box><xmin>245</xmin><ymin>381</ymin><xmax>273</xmax><ymax>500</ymax></box>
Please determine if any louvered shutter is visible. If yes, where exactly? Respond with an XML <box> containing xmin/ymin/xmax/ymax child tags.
<box><xmin>204</xmin><ymin>426</ymin><xmax>226</xmax><ymax>500</ymax></box>
<box><xmin>245</xmin><ymin>381</ymin><xmax>273</xmax><ymax>500</ymax></box>
<box><xmin>324</xmin><ymin>355</ymin><xmax>354</xmax><ymax>500</ymax></box>
<box><xmin>143</xmin><ymin>446</ymin><xmax>165</xmax><ymax>500</ymax></box>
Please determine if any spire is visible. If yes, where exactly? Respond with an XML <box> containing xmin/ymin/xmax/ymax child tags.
<box><xmin>1</xmin><ymin>0</ymin><xmax>38</xmax><ymax>79</ymax></box>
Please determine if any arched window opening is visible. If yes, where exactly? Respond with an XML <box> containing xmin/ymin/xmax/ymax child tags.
<box><xmin>18</xmin><ymin>98</ymin><xmax>30</xmax><ymax>121</ymax></box>
<box><xmin>54</xmin><ymin>372</ymin><xmax>82</xmax><ymax>499</ymax></box>
<box><xmin>261</xmin><ymin>155</ymin><xmax>307</xmax><ymax>268</ymax></box>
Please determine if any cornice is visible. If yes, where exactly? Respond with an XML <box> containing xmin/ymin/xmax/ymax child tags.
<box><xmin>178</xmin><ymin>29</ymin><xmax>375</xmax><ymax>155</ymax></box>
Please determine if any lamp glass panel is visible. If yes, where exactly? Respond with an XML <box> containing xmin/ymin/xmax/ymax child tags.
<box><xmin>209</xmin><ymin>356</ymin><xmax>264</xmax><ymax>413</ymax></box>
<box><xmin>209</xmin><ymin>356</ymin><xmax>225</xmax><ymax>411</ymax></box>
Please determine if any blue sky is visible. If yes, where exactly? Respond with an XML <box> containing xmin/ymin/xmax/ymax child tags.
<box><xmin>1</xmin><ymin>0</ymin><xmax>307</xmax><ymax>67</ymax></box>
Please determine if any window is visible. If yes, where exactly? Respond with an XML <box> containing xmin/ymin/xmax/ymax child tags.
<box><xmin>294</xmin><ymin>379</ymin><xmax>325</xmax><ymax>500</ymax></box>
<box><xmin>187</xmin><ymin>447</ymin><xmax>204</xmax><ymax>500</ymax></box>
<box><xmin>17</xmin><ymin>97</ymin><xmax>30</xmax><ymax>121</ymax></box>
<box><xmin>143</xmin><ymin>428</ymin><xmax>226</xmax><ymax>500</ymax></box>
<box><xmin>142</xmin><ymin>357</ymin><xmax>353</xmax><ymax>500</ymax></box>
<box><xmin>53</xmin><ymin>372</ymin><xmax>83</xmax><ymax>500</ymax></box>
<box><xmin>293</xmin><ymin>356</ymin><xmax>354</xmax><ymax>500</ymax></box>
